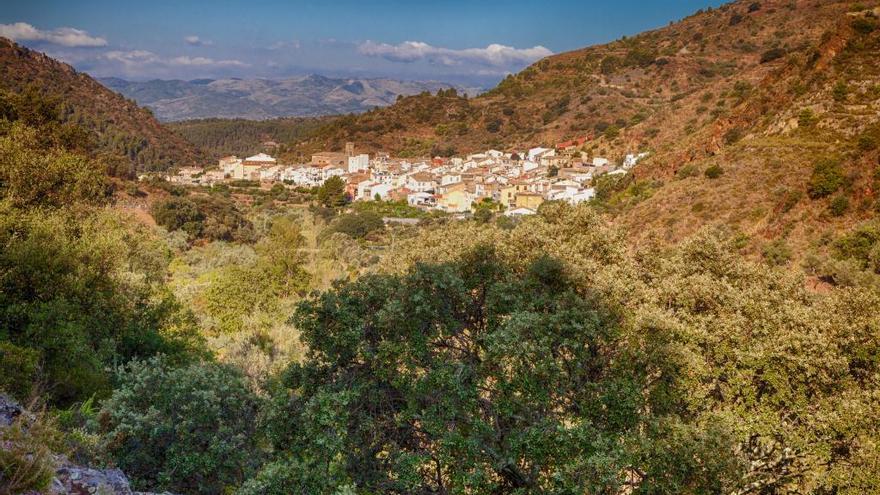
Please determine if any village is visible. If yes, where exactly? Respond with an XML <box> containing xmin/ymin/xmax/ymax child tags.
<box><xmin>163</xmin><ymin>139</ymin><xmax>649</xmax><ymax>216</ymax></box>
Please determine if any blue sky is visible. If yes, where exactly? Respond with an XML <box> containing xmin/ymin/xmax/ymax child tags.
<box><xmin>1</xmin><ymin>0</ymin><xmax>723</xmax><ymax>86</ymax></box>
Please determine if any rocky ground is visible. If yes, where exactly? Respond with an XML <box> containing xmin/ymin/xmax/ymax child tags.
<box><xmin>1</xmin><ymin>394</ymin><xmax>174</xmax><ymax>495</ymax></box>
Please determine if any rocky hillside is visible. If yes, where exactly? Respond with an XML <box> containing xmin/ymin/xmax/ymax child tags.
<box><xmin>0</xmin><ymin>37</ymin><xmax>204</xmax><ymax>171</ymax></box>
<box><xmin>287</xmin><ymin>0</ymin><xmax>880</xmax><ymax>258</ymax></box>
<box><xmin>102</xmin><ymin>75</ymin><xmax>481</xmax><ymax>121</ymax></box>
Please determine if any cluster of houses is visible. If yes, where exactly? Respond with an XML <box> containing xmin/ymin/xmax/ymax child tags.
<box><xmin>165</xmin><ymin>140</ymin><xmax>649</xmax><ymax>217</ymax></box>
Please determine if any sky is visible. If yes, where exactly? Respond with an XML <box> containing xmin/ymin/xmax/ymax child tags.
<box><xmin>1</xmin><ymin>0</ymin><xmax>724</xmax><ymax>87</ymax></box>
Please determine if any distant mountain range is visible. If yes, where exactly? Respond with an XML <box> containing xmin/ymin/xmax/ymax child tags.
<box><xmin>100</xmin><ymin>75</ymin><xmax>482</xmax><ymax>121</ymax></box>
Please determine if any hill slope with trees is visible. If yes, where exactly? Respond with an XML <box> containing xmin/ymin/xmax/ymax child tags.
<box><xmin>0</xmin><ymin>37</ymin><xmax>205</xmax><ymax>172</ymax></box>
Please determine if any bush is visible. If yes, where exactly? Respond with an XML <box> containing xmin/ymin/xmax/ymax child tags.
<box><xmin>0</xmin><ymin>342</ymin><xmax>39</xmax><ymax>401</ymax></box>
<box><xmin>705</xmin><ymin>164</ymin><xmax>725</xmax><ymax>179</ymax></box>
<box><xmin>100</xmin><ymin>358</ymin><xmax>262</xmax><ymax>495</ymax></box>
<box><xmin>723</xmin><ymin>127</ymin><xmax>744</xmax><ymax>145</ymax></box>
<box><xmin>832</xmin><ymin>82</ymin><xmax>849</xmax><ymax>102</ymax></box>
<box><xmin>760</xmin><ymin>47</ymin><xmax>786</xmax><ymax>63</ymax></box>
<box><xmin>269</xmin><ymin>249</ymin><xmax>726</xmax><ymax>493</ymax></box>
<box><xmin>329</xmin><ymin>211</ymin><xmax>384</xmax><ymax>239</ymax></box>
<box><xmin>762</xmin><ymin>239</ymin><xmax>792</xmax><ymax>266</ymax></box>
<box><xmin>858</xmin><ymin>132</ymin><xmax>878</xmax><ymax>153</ymax></box>
<box><xmin>798</xmin><ymin>109</ymin><xmax>818</xmax><ymax>128</ymax></box>
<box><xmin>829</xmin><ymin>196</ymin><xmax>850</xmax><ymax>216</ymax></box>
<box><xmin>0</xmin><ymin>207</ymin><xmax>203</xmax><ymax>407</ymax></box>
<box><xmin>807</xmin><ymin>158</ymin><xmax>844</xmax><ymax>199</ymax></box>
<box><xmin>677</xmin><ymin>164</ymin><xmax>701</xmax><ymax>179</ymax></box>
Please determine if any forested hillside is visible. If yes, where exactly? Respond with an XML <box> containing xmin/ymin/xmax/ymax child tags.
<box><xmin>0</xmin><ymin>37</ymin><xmax>204</xmax><ymax>172</ymax></box>
<box><xmin>168</xmin><ymin>117</ymin><xmax>334</xmax><ymax>160</ymax></box>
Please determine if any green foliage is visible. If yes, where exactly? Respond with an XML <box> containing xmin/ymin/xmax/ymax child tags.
<box><xmin>378</xmin><ymin>204</ymin><xmax>880</xmax><ymax>492</ymax></box>
<box><xmin>807</xmin><ymin>158</ymin><xmax>844</xmax><ymax>199</ymax></box>
<box><xmin>828</xmin><ymin>195</ymin><xmax>850</xmax><ymax>216</ymax></box>
<box><xmin>100</xmin><ymin>358</ymin><xmax>262</xmax><ymax>495</ymax></box>
<box><xmin>0</xmin><ymin>206</ymin><xmax>204</xmax><ymax>406</ymax></box>
<box><xmin>832</xmin><ymin>81</ymin><xmax>850</xmax><ymax>102</ymax></box>
<box><xmin>833</xmin><ymin>220</ymin><xmax>880</xmax><ymax>273</ymax></box>
<box><xmin>723</xmin><ymin>127</ymin><xmax>744</xmax><ymax>145</ymax></box>
<box><xmin>317</xmin><ymin>176</ymin><xmax>348</xmax><ymax>208</ymax></box>
<box><xmin>151</xmin><ymin>194</ymin><xmax>255</xmax><ymax>243</ymax></box>
<box><xmin>676</xmin><ymin>164</ymin><xmax>701</xmax><ymax>179</ymax></box>
<box><xmin>328</xmin><ymin>210</ymin><xmax>385</xmax><ymax>239</ymax></box>
<box><xmin>762</xmin><ymin>239</ymin><xmax>792</xmax><ymax>265</ymax></box>
<box><xmin>268</xmin><ymin>248</ymin><xmax>718</xmax><ymax>494</ymax></box>
<box><xmin>704</xmin><ymin>164</ymin><xmax>725</xmax><ymax>179</ymax></box>
<box><xmin>604</xmin><ymin>124</ymin><xmax>621</xmax><ymax>139</ymax></box>
<box><xmin>0</xmin><ymin>123</ymin><xmax>108</xmax><ymax>208</ymax></box>
<box><xmin>351</xmin><ymin>199</ymin><xmax>426</xmax><ymax>219</ymax></box>
<box><xmin>0</xmin><ymin>342</ymin><xmax>39</xmax><ymax>401</ymax></box>
<box><xmin>798</xmin><ymin>108</ymin><xmax>818</xmax><ymax>128</ymax></box>
<box><xmin>168</xmin><ymin>117</ymin><xmax>330</xmax><ymax>160</ymax></box>
<box><xmin>199</xmin><ymin>217</ymin><xmax>310</xmax><ymax>335</ymax></box>
<box><xmin>851</xmin><ymin>16</ymin><xmax>878</xmax><ymax>35</ymax></box>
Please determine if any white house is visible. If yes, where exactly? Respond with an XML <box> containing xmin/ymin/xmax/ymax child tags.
<box><xmin>348</xmin><ymin>154</ymin><xmax>369</xmax><ymax>173</ymax></box>
<box><xmin>407</xmin><ymin>172</ymin><xmax>436</xmax><ymax>193</ymax></box>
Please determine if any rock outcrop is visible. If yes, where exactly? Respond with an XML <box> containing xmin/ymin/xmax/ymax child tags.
<box><xmin>0</xmin><ymin>394</ymin><xmax>174</xmax><ymax>495</ymax></box>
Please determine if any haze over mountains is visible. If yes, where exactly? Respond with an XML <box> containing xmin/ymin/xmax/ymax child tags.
<box><xmin>101</xmin><ymin>76</ymin><xmax>482</xmax><ymax>122</ymax></box>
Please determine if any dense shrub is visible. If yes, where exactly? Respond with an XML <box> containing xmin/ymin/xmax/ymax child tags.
<box><xmin>328</xmin><ymin>211</ymin><xmax>385</xmax><ymax>239</ymax></box>
<box><xmin>760</xmin><ymin>47</ymin><xmax>786</xmax><ymax>63</ymax></box>
<box><xmin>100</xmin><ymin>358</ymin><xmax>262</xmax><ymax>495</ymax></box>
<box><xmin>705</xmin><ymin>164</ymin><xmax>725</xmax><ymax>179</ymax></box>
<box><xmin>723</xmin><ymin>127</ymin><xmax>744</xmax><ymax>145</ymax></box>
<box><xmin>151</xmin><ymin>195</ymin><xmax>255</xmax><ymax>243</ymax></box>
<box><xmin>807</xmin><ymin>158</ymin><xmax>844</xmax><ymax>198</ymax></box>
<box><xmin>0</xmin><ymin>123</ymin><xmax>108</xmax><ymax>208</ymax></box>
<box><xmin>829</xmin><ymin>195</ymin><xmax>850</xmax><ymax>216</ymax></box>
<box><xmin>0</xmin><ymin>206</ymin><xmax>203</xmax><ymax>406</ymax></box>
<box><xmin>264</xmin><ymin>249</ymin><xmax>733</xmax><ymax>493</ymax></box>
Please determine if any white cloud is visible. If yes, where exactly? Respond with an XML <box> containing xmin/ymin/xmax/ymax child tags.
<box><xmin>102</xmin><ymin>50</ymin><xmax>247</xmax><ymax>68</ymax></box>
<box><xmin>0</xmin><ymin>22</ymin><xmax>107</xmax><ymax>47</ymax></box>
<box><xmin>168</xmin><ymin>56</ymin><xmax>246</xmax><ymax>67</ymax></box>
<box><xmin>103</xmin><ymin>50</ymin><xmax>159</xmax><ymax>65</ymax></box>
<box><xmin>268</xmin><ymin>39</ymin><xmax>300</xmax><ymax>50</ymax></box>
<box><xmin>358</xmin><ymin>41</ymin><xmax>552</xmax><ymax>67</ymax></box>
<box><xmin>184</xmin><ymin>35</ymin><xmax>213</xmax><ymax>46</ymax></box>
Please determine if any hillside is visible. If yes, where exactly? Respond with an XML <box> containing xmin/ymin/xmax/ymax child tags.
<box><xmin>167</xmin><ymin>116</ymin><xmax>334</xmax><ymax>160</ymax></box>
<box><xmin>102</xmin><ymin>76</ymin><xmax>482</xmax><ymax>121</ymax></box>
<box><xmin>0</xmin><ymin>37</ymin><xmax>204</xmax><ymax>171</ymax></box>
<box><xmin>286</xmin><ymin>0</ymin><xmax>880</xmax><ymax>259</ymax></box>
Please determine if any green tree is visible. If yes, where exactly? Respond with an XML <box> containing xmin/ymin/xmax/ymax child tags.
<box><xmin>807</xmin><ymin>158</ymin><xmax>844</xmax><ymax>199</ymax></box>
<box><xmin>317</xmin><ymin>176</ymin><xmax>348</xmax><ymax>208</ymax></box>
<box><xmin>261</xmin><ymin>248</ymin><xmax>726</xmax><ymax>494</ymax></box>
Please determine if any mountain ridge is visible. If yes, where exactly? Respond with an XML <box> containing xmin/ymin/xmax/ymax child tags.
<box><xmin>101</xmin><ymin>75</ymin><xmax>482</xmax><ymax>121</ymax></box>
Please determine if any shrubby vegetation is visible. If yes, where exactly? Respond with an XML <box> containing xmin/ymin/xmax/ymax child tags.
<box><xmin>100</xmin><ymin>358</ymin><xmax>262</xmax><ymax>495</ymax></box>
<box><xmin>151</xmin><ymin>194</ymin><xmax>256</xmax><ymax>243</ymax></box>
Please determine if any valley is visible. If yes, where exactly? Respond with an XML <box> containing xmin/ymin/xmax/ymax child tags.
<box><xmin>2</xmin><ymin>1</ymin><xmax>880</xmax><ymax>494</ymax></box>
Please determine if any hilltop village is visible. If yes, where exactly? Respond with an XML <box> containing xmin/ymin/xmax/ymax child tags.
<box><xmin>163</xmin><ymin>139</ymin><xmax>648</xmax><ymax>216</ymax></box>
